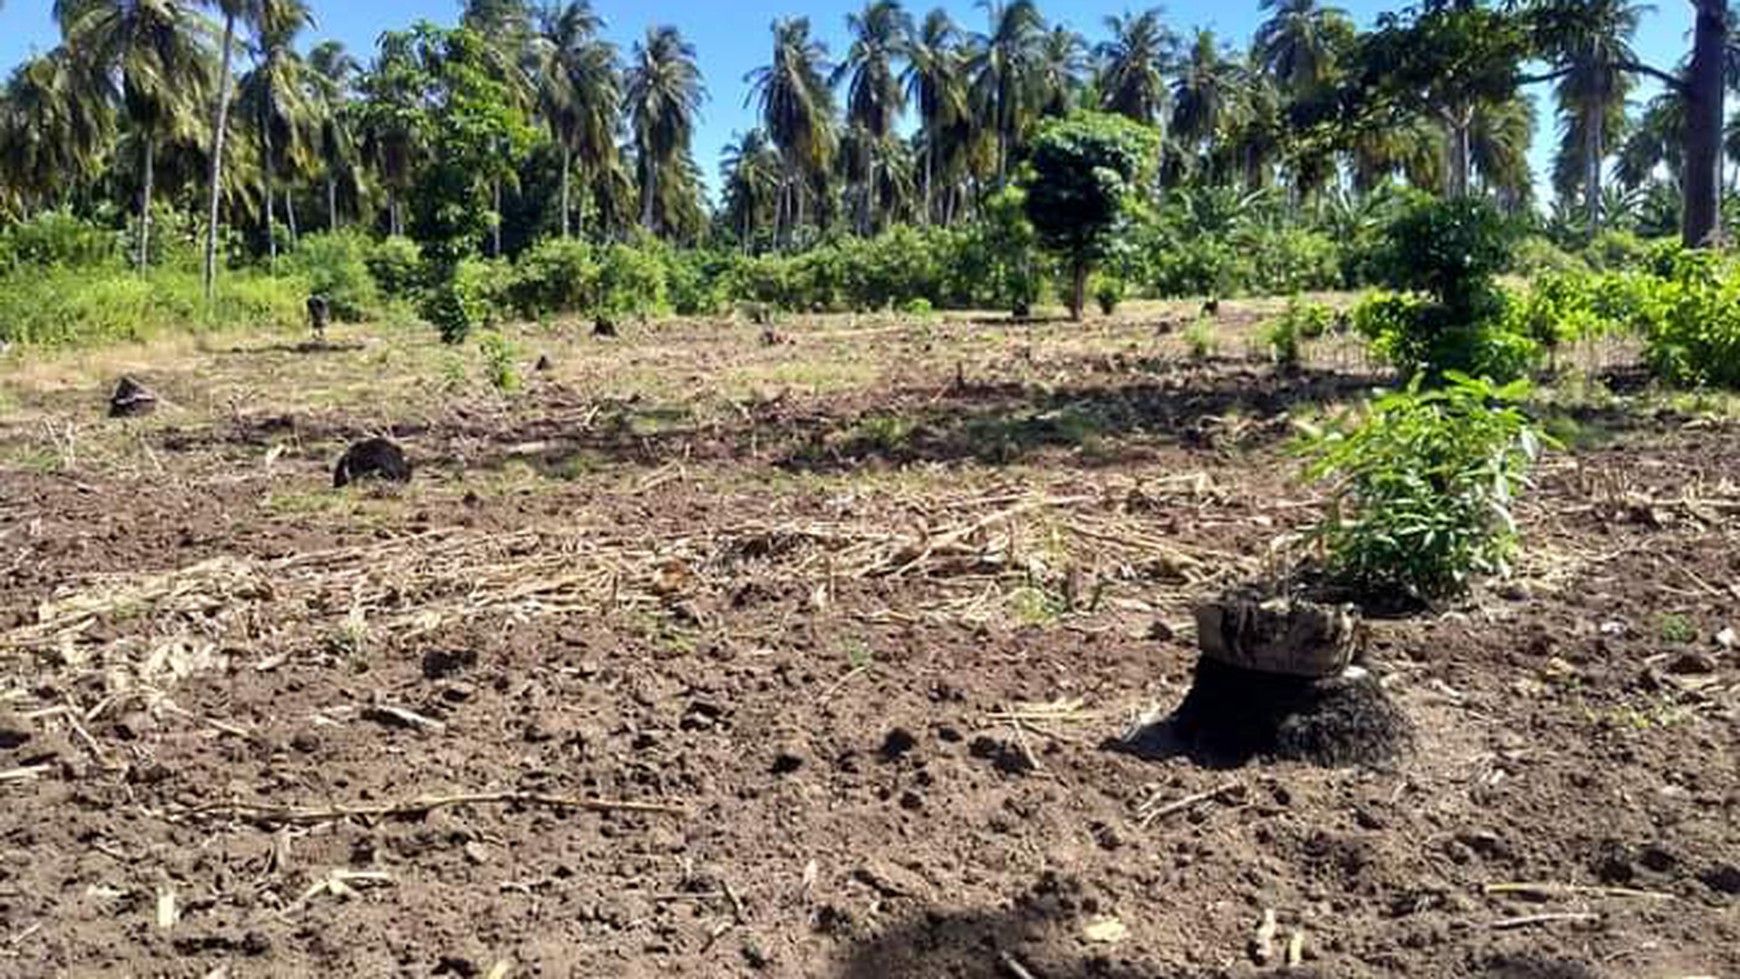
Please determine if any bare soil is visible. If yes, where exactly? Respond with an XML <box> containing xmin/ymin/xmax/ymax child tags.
<box><xmin>1</xmin><ymin>305</ymin><xmax>1736</xmax><ymax>978</ymax></box>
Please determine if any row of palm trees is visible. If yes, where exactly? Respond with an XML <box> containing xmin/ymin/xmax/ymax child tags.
<box><xmin>0</xmin><ymin>0</ymin><xmax>1694</xmax><ymax>277</ymax></box>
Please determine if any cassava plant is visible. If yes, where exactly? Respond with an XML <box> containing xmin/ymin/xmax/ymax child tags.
<box><xmin>1298</xmin><ymin>373</ymin><xmax>1549</xmax><ymax>602</ymax></box>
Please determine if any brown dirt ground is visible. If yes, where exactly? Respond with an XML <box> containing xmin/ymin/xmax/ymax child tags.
<box><xmin>0</xmin><ymin>303</ymin><xmax>1737</xmax><ymax>978</ymax></box>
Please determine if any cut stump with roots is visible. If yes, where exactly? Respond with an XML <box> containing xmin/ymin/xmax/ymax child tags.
<box><xmin>1135</xmin><ymin>592</ymin><xmax>1410</xmax><ymax>768</ymax></box>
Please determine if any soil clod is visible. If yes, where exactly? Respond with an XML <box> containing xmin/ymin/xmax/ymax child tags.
<box><xmin>109</xmin><ymin>376</ymin><xmax>157</xmax><ymax>417</ymax></box>
<box><xmin>333</xmin><ymin>437</ymin><xmax>412</xmax><ymax>488</ymax></box>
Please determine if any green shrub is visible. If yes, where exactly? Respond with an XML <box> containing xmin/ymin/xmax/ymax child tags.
<box><xmin>1644</xmin><ymin>256</ymin><xmax>1740</xmax><ymax>389</ymax></box>
<box><xmin>0</xmin><ymin>211</ymin><xmax>119</xmax><ymax>271</ymax></box>
<box><xmin>286</xmin><ymin>232</ymin><xmax>379</xmax><ymax>321</ymax></box>
<box><xmin>0</xmin><ymin>265</ymin><xmax>305</xmax><ymax>347</ymax></box>
<box><xmin>423</xmin><ymin>257</ymin><xmax>505</xmax><ymax>344</ymax></box>
<box><xmin>1584</xmin><ymin>229</ymin><xmax>1652</xmax><ymax>272</ymax></box>
<box><xmin>1093</xmin><ymin>275</ymin><xmax>1124</xmax><ymax>315</ymax></box>
<box><xmin>1380</xmin><ymin>196</ymin><xmax>1514</xmax><ymax>321</ymax></box>
<box><xmin>510</xmin><ymin>238</ymin><xmax>598</xmax><ymax>316</ymax></box>
<box><xmin>1263</xmin><ymin>297</ymin><xmax>1331</xmax><ymax>368</ymax></box>
<box><xmin>1299</xmin><ymin>373</ymin><xmax>1548</xmax><ymax>601</ymax></box>
<box><xmin>597</xmin><ymin>243</ymin><xmax>668</xmax><ymax>318</ymax></box>
<box><xmin>366</xmin><ymin>236</ymin><xmax>424</xmax><ymax>299</ymax></box>
<box><xmin>477</xmin><ymin>329</ymin><xmax>521</xmax><ymax>393</ymax></box>
<box><xmin>1512</xmin><ymin>235</ymin><xmax>1584</xmax><ymax>277</ymax></box>
<box><xmin>1183</xmin><ymin>318</ymin><xmax>1217</xmax><ymax>361</ymax></box>
<box><xmin>1245</xmin><ymin>227</ymin><xmax>1342</xmax><ymax>294</ymax></box>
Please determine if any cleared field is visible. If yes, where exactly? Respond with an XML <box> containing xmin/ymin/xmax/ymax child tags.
<box><xmin>1</xmin><ymin>303</ymin><xmax>1736</xmax><ymax>977</ymax></box>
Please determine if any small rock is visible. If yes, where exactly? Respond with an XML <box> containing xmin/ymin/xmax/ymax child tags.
<box><xmin>333</xmin><ymin>437</ymin><xmax>412</xmax><ymax>488</ymax></box>
<box><xmin>851</xmin><ymin>861</ymin><xmax>928</xmax><ymax>899</ymax></box>
<box><xmin>770</xmin><ymin>751</ymin><xmax>804</xmax><ymax>775</ymax></box>
<box><xmin>535</xmin><ymin>354</ymin><xmax>553</xmax><ymax>372</ymax></box>
<box><xmin>593</xmin><ymin>316</ymin><xmax>618</xmax><ymax>338</ymax></box>
<box><xmin>1147</xmin><ymin>619</ymin><xmax>1175</xmax><ymax>642</ymax></box>
<box><xmin>289</xmin><ymin>732</ymin><xmax>321</xmax><ymax>754</ymax></box>
<box><xmin>741</xmin><ymin>939</ymin><xmax>771</xmax><ymax>970</ymax></box>
<box><xmin>1716</xmin><ymin>626</ymin><xmax>1736</xmax><ymax>650</ymax></box>
<box><xmin>109</xmin><ymin>377</ymin><xmax>157</xmax><ymax>418</ymax></box>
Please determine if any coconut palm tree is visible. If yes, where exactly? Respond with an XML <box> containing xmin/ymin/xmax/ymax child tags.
<box><xmin>1471</xmin><ymin>94</ymin><xmax>1536</xmax><ymax>212</ymax></box>
<box><xmin>834</xmin><ymin>1</ymin><xmax>910</xmax><ymax>233</ymax></box>
<box><xmin>307</xmin><ymin>40</ymin><xmax>360</xmax><ymax>231</ymax></box>
<box><xmin>235</xmin><ymin>0</ymin><xmax>318</xmax><ymax>263</ymax></box>
<box><xmin>55</xmin><ymin>0</ymin><xmax>215</xmax><ymax>269</ymax></box>
<box><xmin>748</xmin><ymin>17</ymin><xmax>836</xmax><ymax>244</ymax></box>
<box><xmin>902</xmin><ymin>9</ymin><xmax>967</xmax><ymax>224</ymax></box>
<box><xmin>1538</xmin><ymin>0</ymin><xmax>1646</xmax><ymax>228</ymax></box>
<box><xmin>530</xmin><ymin>1</ymin><xmax>620</xmax><ymax>238</ymax></box>
<box><xmin>721</xmin><ymin>128</ymin><xmax>782</xmax><ymax>249</ymax></box>
<box><xmin>1033</xmin><ymin>24</ymin><xmax>1087</xmax><ymax>117</ymax></box>
<box><xmin>1616</xmin><ymin>90</ymin><xmax>1685</xmax><ymax>191</ymax></box>
<box><xmin>1096</xmin><ymin>8</ymin><xmax>1175</xmax><ymax>128</ymax></box>
<box><xmin>967</xmin><ymin>0</ymin><xmax>1044</xmax><ymax>188</ymax></box>
<box><xmin>1170</xmin><ymin>29</ymin><xmax>1242</xmax><ymax>181</ymax></box>
<box><xmin>1253</xmin><ymin>0</ymin><xmax>1351</xmax><ymax>97</ymax></box>
<box><xmin>201</xmin><ymin>0</ymin><xmax>265</xmax><ymax>300</ymax></box>
<box><xmin>624</xmin><ymin>25</ymin><xmax>704</xmax><ymax>236</ymax></box>
<box><xmin>0</xmin><ymin>50</ymin><xmax>114</xmax><ymax>215</ymax></box>
<box><xmin>360</xmin><ymin>30</ymin><xmax>423</xmax><ymax>237</ymax></box>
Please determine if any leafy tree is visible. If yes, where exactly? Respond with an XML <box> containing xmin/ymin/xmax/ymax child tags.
<box><xmin>0</xmin><ymin>50</ymin><xmax>113</xmax><ymax>216</ymax></box>
<box><xmin>1532</xmin><ymin>0</ymin><xmax>1644</xmax><ymax>230</ymax></box>
<box><xmin>1255</xmin><ymin>0</ymin><xmax>1352</xmax><ymax>96</ymax></box>
<box><xmin>1021</xmin><ymin>110</ymin><xmax>1159</xmax><ymax>320</ymax></box>
<box><xmin>1033</xmin><ymin>24</ymin><xmax>1088</xmax><ymax>117</ymax></box>
<box><xmin>1170</xmin><ymin>29</ymin><xmax>1243</xmax><ymax>182</ymax></box>
<box><xmin>1346</xmin><ymin>1</ymin><xmax>1534</xmax><ymax>200</ymax></box>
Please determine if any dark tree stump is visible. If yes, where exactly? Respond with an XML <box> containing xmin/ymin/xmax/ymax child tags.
<box><xmin>1168</xmin><ymin>658</ymin><xmax>1412</xmax><ymax>768</ymax></box>
<box><xmin>109</xmin><ymin>377</ymin><xmax>157</xmax><ymax>418</ymax></box>
<box><xmin>333</xmin><ymin>437</ymin><xmax>412</xmax><ymax>488</ymax></box>
<box><xmin>593</xmin><ymin>316</ymin><xmax>618</xmax><ymax>338</ymax></box>
<box><xmin>307</xmin><ymin>294</ymin><xmax>331</xmax><ymax>340</ymax></box>
<box><xmin>1193</xmin><ymin>594</ymin><xmax>1359</xmax><ymax>679</ymax></box>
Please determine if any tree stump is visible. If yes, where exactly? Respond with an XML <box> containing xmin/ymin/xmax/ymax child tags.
<box><xmin>108</xmin><ymin>377</ymin><xmax>157</xmax><ymax>418</ymax></box>
<box><xmin>1193</xmin><ymin>594</ymin><xmax>1358</xmax><ymax>678</ymax></box>
<box><xmin>333</xmin><ymin>438</ymin><xmax>412</xmax><ymax>488</ymax></box>
<box><xmin>593</xmin><ymin>316</ymin><xmax>618</xmax><ymax>338</ymax></box>
<box><xmin>307</xmin><ymin>294</ymin><xmax>331</xmax><ymax>342</ymax></box>
<box><xmin>1145</xmin><ymin>591</ymin><xmax>1411</xmax><ymax>768</ymax></box>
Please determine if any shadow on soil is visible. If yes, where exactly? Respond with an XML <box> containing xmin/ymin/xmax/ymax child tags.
<box><xmin>443</xmin><ymin>366</ymin><xmax>1386</xmax><ymax>476</ymax></box>
<box><xmin>828</xmin><ymin>907</ymin><xmax>1604</xmax><ymax>978</ymax></box>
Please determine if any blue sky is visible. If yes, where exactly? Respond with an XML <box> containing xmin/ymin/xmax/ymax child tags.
<box><xmin>0</xmin><ymin>0</ymin><xmax>1697</xmax><ymax>203</ymax></box>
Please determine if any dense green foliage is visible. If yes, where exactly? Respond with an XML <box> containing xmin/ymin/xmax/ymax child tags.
<box><xmin>1020</xmin><ymin>112</ymin><xmax>1159</xmax><ymax>319</ymax></box>
<box><xmin>1300</xmin><ymin>373</ymin><xmax>1548</xmax><ymax>601</ymax></box>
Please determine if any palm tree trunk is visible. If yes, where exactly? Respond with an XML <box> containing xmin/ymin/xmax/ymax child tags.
<box><xmin>1683</xmin><ymin>0</ymin><xmax>1728</xmax><ymax>247</ymax></box>
<box><xmin>328</xmin><ymin>175</ymin><xmax>339</xmax><ymax>231</ymax></box>
<box><xmin>923</xmin><ymin>140</ymin><xmax>933</xmax><ymax>227</ymax></box>
<box><xmin>560</xmin><ymin>145</ymin><xmax>572</xmax><ymax>239</ymax></box>
<box><xmin>136</xmin><ymin>135</ymin><xmax>155</xmax><ymax>271</ymax></box>
<box><xmin>263</xmin><ymin>126</ymin><xmax>277</xmax><ymax>268</ymax></box>
<box><xmin>641</xmin><ymin>161</ymin><xmax>657</xmax><ymax>234</ymax></box>
<box><xmin>492</xmin><ymin>177</ymin><xmax>503</xmax><ymax>257</ymax></box>
<box><xmin>203</xmin><ymin>12</ymin><xmax>238</xmax><ymax>301</ymax></box>
<box><xmin>286</xmin><ymin>191</ymin><xmax>299</xmax><ymax>248</ymax></box>
<box><xmin>1585</xmin><ymin>103</ymin><xmax>1603</xmax><ymax>230</ymax></box>
<box><xmin>1444</xmin><ymin>108</ymin><xmax>1472</xmax><ymax>199</ymax></box>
